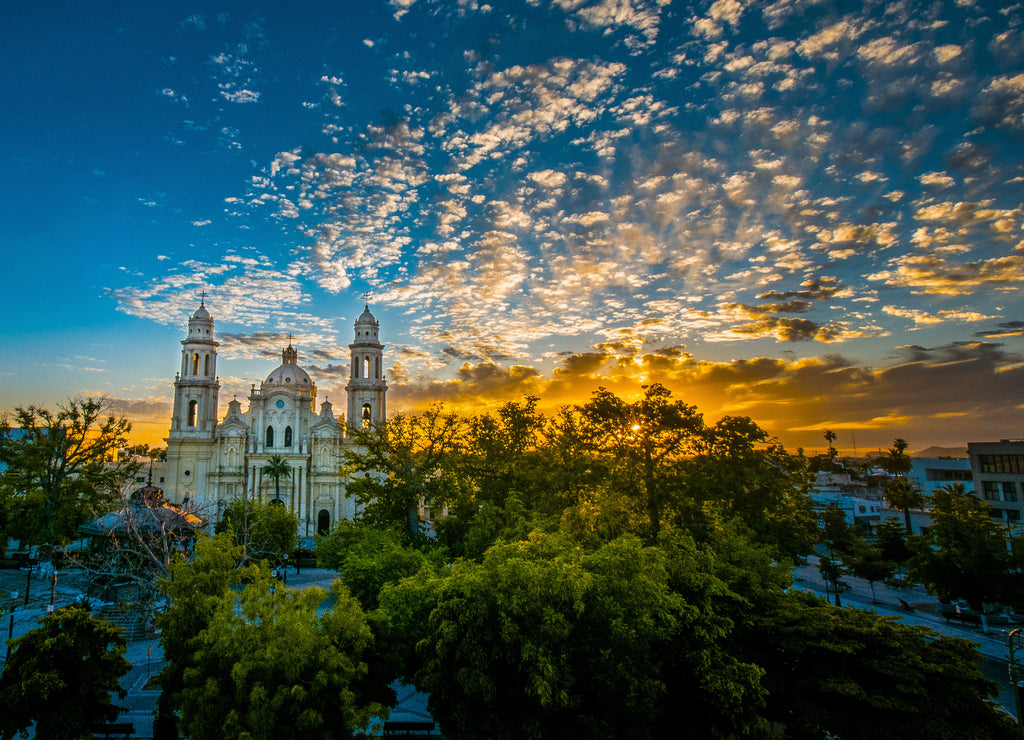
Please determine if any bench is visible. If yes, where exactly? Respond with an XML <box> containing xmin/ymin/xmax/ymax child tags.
<box><xmin>939</xmin><ymin>604</ymin><xmax>982</xmax><ymax>625</ymax></box>
<box><xmin>383</xmin><ymin>721</ymin><xmax>438</xmax><ymax>737</ymax></box>
<box><xmin>92</xmin><ymin>723</ymin><xmax>135</xmax><ymax>739</ymax></box>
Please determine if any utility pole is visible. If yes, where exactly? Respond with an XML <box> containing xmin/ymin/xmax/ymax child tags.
<box><xmin>1009</xmin><ymin>628</ymin><xmax>1024</xmax><ymax>738</ymax></box>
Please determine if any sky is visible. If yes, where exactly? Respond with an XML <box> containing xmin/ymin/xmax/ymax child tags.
<box><xmin>2</xmin><ymin>0</ymin><xmax>1023</xmax><ymax>454</ymax></box>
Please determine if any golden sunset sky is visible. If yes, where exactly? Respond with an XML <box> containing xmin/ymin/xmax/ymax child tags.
<box><xmin>2</xmin><ymin>0</ymin><xmax>1022</xmax><ymax>454</ymax></box>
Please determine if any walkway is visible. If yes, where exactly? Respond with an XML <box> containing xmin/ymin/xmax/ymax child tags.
<box><xmin>2</xmin><ymin>566</ymin><xmax>432</xmax><ymax>738</ymax></box>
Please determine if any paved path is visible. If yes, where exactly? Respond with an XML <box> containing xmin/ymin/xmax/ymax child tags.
<box><xmin>792</xmin><ymin>555</ymin><xmax>1017</xmax><ymax>662</ymax></box>
<box><xmin>793</xmin><ymin>555</ymin><xmax>1022</xmax><ymax>717</ymax></box>
<box><xmin>8</xmin><ymin>560</ymin><xmax>1017</xmax><ymax>733</ymax></box>
<box><xmin>3</xmin><ymin>566</ymin><xmax>431</xmax><ymax>738</ymax></box>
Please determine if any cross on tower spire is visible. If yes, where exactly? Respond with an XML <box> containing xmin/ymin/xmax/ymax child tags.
<box><xmin>361</xmin><ymin>291</ymin><xmax>371</xmax><ymax>306</ymax></box>
<box><xmin>198</xmin><ymin>289</ymin><xmax>207</xmax><ymax>306</ymax></box>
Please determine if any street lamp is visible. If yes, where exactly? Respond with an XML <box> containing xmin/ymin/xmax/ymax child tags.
<box><xmin>6</xmin><ymin>592</ymin><xmax>18</xmax><ymax>660</ymax></box>
<box><xmin>22</xmin><ymin>559</ymin><xmax>34</xmax><ymax>606</ymax></box>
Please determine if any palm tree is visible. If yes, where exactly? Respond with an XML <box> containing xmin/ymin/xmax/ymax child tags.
<box><xmin>262</xmin><ymin>454</ymin><xmax>292</xmax><ymax>504</ymax></box>
<box><xmin>823</xmin><ymin>429</ymin><xmax>838</xmax><ymax>461</ymax></box>
<box><xmin>877</xmin><ymin>438</ymin><xmax>912</xmax><ymax>477</ymax></box>
<box><xmin>884</xmin><ymin>476</ymin><xmax>924</xmax><ymax>535</ymax></box>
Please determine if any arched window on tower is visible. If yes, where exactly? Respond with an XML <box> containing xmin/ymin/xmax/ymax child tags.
<box><xmin>187</xmin><ymin>400</ymin><xmax>198</xmax><ymax>427</ymax></box>
<box><xmin>284</xmin><ymin>426</ymin><xmax>293</xmax><ymax>447</ymax></box>
<box><xmin>266</xmin><ymin>426</ymin><xmax>275</xmax><ymax>448</ymax></box>
<box><xmin>363</xmin><ymin>356</ymin><xmax>370</xmax><ymax>378</ymax></box>
<box><xmin>353</xmin><ymin>358</ymin><xmax>359</xmax><ymax>379</ymax></box>
<box><xmin>192</xmin><ymin>353</ymin><xmax>199</xmax><ymax>375</ymax></box>
<box><xmin>204</xmin><ymin>354</ymin><xmax>211</xmax><ymax>375</ymax></box>
<box><xmin>375</xmin><ymin>356</ymin><xmax>380</xmax><ymax>379</ymax></box>
<box><xmin>362</xmin><ymin>403</ymin><xmax>372</xmax><ymax>427</ymax></box>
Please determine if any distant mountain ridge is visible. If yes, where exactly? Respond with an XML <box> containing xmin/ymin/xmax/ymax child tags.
<box><xmin>913</xmin><ymin>446</ymin><xmax>968</xmax><ymax>459</ymax></box>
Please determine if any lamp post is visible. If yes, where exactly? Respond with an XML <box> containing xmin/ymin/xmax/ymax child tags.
<box><xmin>1008</xmin><ymin>628</ymin><xmax>1024</xmax><ymax>737</ymax></box>
<box><xmin>6</xmin><ymin>592</ymin><xmax>17</xmax><ymax>661</ymax></box>
<box><xmin>22</xmin><ymin>559</ymin><xmax>33</xmax><ymax>606</ymax></box>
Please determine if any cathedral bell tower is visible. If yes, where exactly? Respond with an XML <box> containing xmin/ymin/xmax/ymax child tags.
<box><xmin>345</xmin><ymin>304</ymin><xmax>387</xmax><ymax>429</ymax></box>
<box><xmin>169</xmin><ymin>300</ymin><xmax>220</xmax><ymax>438</ymax></box>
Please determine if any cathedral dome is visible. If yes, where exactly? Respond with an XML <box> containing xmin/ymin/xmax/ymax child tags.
<box><xmin>192</xmin><ymin>303</ymin><xmax>212</xmax><ymax>321</ymax></box>
<box><xmin>356</xmin><ymin>305</ymin><xmax>378</xmax><ymax>326</ymax></box>
<box><xmin>264</xmin><ymin>344</ymin><xmax>313</xmax><ymax>387</ymax></box>
<box><xmin>265</xmin><ymin>364</ymin><xmax>312</xmax><ymax>386</ymax></box>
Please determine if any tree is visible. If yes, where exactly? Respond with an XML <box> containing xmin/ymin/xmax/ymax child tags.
<box><xmin>876</xmin><ymin>438</ymin><xmax>912</xmax><ymax>476</ymax></box>
<box><xmin>884</xmin><ymin>477</ymin><xmax>924</xmax><ymax>535</ymax></box>
<box><xmin>73</xmin><ymin>483</ymin><xmax>205</xmax><ymax>607</ymax></box>
<box><xmin>175</xmin><ymin>572</ymin><xmax>386</xmax><ymax>740</ymax></box>
<box><xmin>847</xmin><ymin>542</ymin><xmax>896</xmax><ymax>603</ymax></box>
<box><xmin>0</xmin><ymin>602</ymin><xmax>131</xmax><ymax>740</ymax></box>
<box><xmin>344</xmin><ymin>405</ymin><xmax>470</xmax><ymax>538</ymax></box>
<box><xmin>0</xmin><ymin>398</ymin><xmax>133</xmax><ymax>544</ymax></box>
<box><xmin>155</xmin><ymin>534</ymin><xmax>254</xmax><ymax>733</ymax></box>
<box><xmin>157</xmin><ymin>535</ymin><xmax>389</xmax><ymax>740</ymax></box>
<box><xmin>578</xmin><ymin>384</ymin><xmax>704</xmax><ymax>539</ymax></box>
<box><xmin>745</xmin><ymin>590</ymin><xmax>1016</xmax><ymax>740</ymax></box>
<box><xmin>876</xmin><ymin>519</ymin><xmax>913</xmax><ymax>576</ymax></box>
<box><xmin>215</xmin><ymin>497</ymin><xmax>298</xmax><ymax>564</ymax></box>
<box><xmin>689</xmin><ymin>416</ymin><xmax>818</xmax><ymax>560</ymax></box>
<box><xmin>315</xmin><ymin>520</ymin><xmax>431</xmax><ymax>610</ymax></box>
<box><xmin>908</xmin><ymin>483</ymin><xmax>1023</xmax><ymax>632</ymax></box>
<box><xmin>261</xmin><ymin>454</ymin><xmax>292</xmax><ymax>504</ymax></box>
<box><xmin>464</xmin><ymin>397</ymin><xmax>546</xmax><ymax>507</ymax></box>
<box><xmin>401</xmin><ymin>533</ymin><xmax>763</xmax><ymax>740</ymax></box>
<box><xmin>823</xmin><ymin>428</ymin><xmax>837</xmax><ymax>460</ymax></box>
<box><xmin>817</xmin><ymin>504</ymin><xmax>856</xmax><ymax>606</ymax></box>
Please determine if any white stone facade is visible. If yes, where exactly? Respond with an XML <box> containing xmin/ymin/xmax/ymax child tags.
<box><xmin>164</xmin><ymin>302</ymin><xmax>387</xmax><ymax>536</ymax></box>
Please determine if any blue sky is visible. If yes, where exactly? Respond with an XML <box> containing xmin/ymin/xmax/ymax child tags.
<box><xmin>2</xmin><ymin>0</ymin><xmax>1022</xmax><ymax>452</ymax></box>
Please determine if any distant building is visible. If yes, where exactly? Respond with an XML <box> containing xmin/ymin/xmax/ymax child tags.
<box><xmin>163</xmin><ymin>300</ymin><xmax>388</xmax><ymax>536</ymax></box>
<box><xmin>968</xmin><ymin>440</ymin><xmax>1024</xmax><ymax>525</ymax></box>
<box><xmin>810</xmin><ymin>471</ymin><xmax>886</xmax><ymax>534</ymax></box>
<box><xmin>908</xmin><ymin>456</ymin><xmax>973</xmax><ymax>498</ymax></box>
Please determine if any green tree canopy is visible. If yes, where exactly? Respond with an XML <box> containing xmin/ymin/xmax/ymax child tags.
<box><xmin>176</xmin><ymin>574</ymin><xmax>385</xmax><ymax>740</ymax></box>
<box><xmin>396</xmin><ymin>532</ymin><xmax>763</xmax><ymax>740</ymax></box>
<box><xmin>0</xmin><ymin>602</ymin><xmax>131</xmax><ymax>740</ymax></box>
<box><xmin>315</xmin><ymin>520</ymin><xmax>433</xmax><ymax>610</ymax></box>
<box><xmin>0</xmin><ymin>398</ymin><xmax>133</xmax><ymax>545</ymax></box>
<box><xmin>746</xmin><ymin>590</ymin><xmax>1016</xmax><ymax>740</ymax></box>
<box><xmin>876</xmin><ymin>519</ymin><xmax>913</xmax><ymax>574</ymax></box>
<box><xmin>909</xmin><ymin>483</ymin><xmax>1024</xmax><ymax>625</ymax></box>
<box><xmin>155</xmin><ymin>533</ymin><xmax>255</xmax><ymax>726</ymax></box>
<box><xmin>344</xmin><ymin>404</ymin><xmax>470</xmax><ymax>538</ymax></box>
<box><xmin>578</xmin><ymin>384</ymin><xmax>705</xmax><ymax>540</ymax></box>
<box><xmin>884</xmin><ymin>477</ymin><xmax>925</xmax><ymax>534</ymax></box>
<box><xmin>215</xmin><ymin>497</ymin><xmax>298</xmax><ymax>564</ymax></box>
<box><xmin>875</xmin><ymin>437</ymin><xmax>913</xmax><ymax>476</ymax></box>
<box><xmin>158</xmin><ymin>534</ymin><xmax>388</xmax><ymax>740</ymax></box>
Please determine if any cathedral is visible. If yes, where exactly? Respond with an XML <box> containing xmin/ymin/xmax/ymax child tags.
<box><xmin>163</xmin><ymin>301</ymin><xmax>387</xmax><ymax>536</ymax></box>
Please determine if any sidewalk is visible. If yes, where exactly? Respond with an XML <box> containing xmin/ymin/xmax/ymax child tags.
<box><xmin>3</xmin><ymin>565</ymin><xmax>430</xmax><ymax>738</ymax></box>
<box><xmin>792</xmin><ymin>555</ymin><xmax>1017</xmax><ymax>662</ymax></box>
